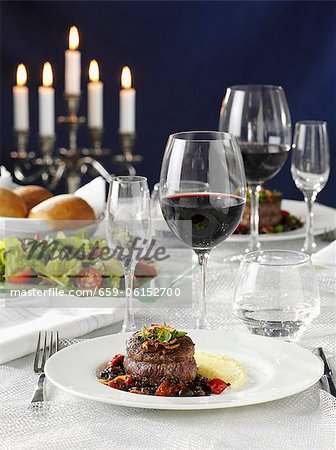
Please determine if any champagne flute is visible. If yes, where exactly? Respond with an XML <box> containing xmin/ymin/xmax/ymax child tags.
<box><xmin>159</xmin><ymin>131</ymin><xmax>246</xmax><ymax>328</ymax></box>
<box><xmin>106</xmin><ymin>176</ymin><xmax>151</xmax><ymax>333</ymax></box>
<box><xmin>291</xmin><ymin>121</ymin><xmax>330</xmax><ymax>254</ymax></box>
<box><xmin>219</xmin><ymin>85</ymin><xmax>292</xmax><ymax>252</ymax></box>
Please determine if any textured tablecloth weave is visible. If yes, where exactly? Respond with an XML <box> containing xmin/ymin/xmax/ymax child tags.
<box><xmin>0</xmin><ymin>259</ymin><xmax>335</xmax><ymax>449</ymax></box>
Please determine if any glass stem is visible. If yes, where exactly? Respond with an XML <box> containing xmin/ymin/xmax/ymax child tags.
<box><xmin>248</xmin><ymin>184</ymin><xmax>261</xmax><ymax>252</ymax></box>
<box><xmin>121</xmin><ymin>262</ymin><xmax>137</xmax><ymax>333</ymax></box>
<box><xmin>196</xmin><ymin>251</ymin><xmax>210</xmax><ymax>329</ymax></box>
<box><xmin>303</xmin><ymin>192</ymin><xmax>317</xmax><ymax>255</ymax></box>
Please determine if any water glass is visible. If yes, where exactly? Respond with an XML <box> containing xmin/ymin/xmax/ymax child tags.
<box><xmin>291</xmin><ymin>121</ymin><xmax>330</xmax><ymax>254</ymax></box>
<box><xmin>233</xmin><ymin>250</ymin><xmax>320</xmax><ymax>341</ymax></box>
<box><xmin>106</xmin><ymin>176</ymin><xmax>151</xmax><ymax>333</ymax></box>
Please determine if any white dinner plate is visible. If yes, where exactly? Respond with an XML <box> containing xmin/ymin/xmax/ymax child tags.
<box><xmin>227</xmin><ymin>199</ymin><xmax>336</xmax><ymax>242</ymax></box>
<box><xmin>45</xmin><ymin>330</ymin><xmax>323</xmax><ymax>410</ymax></box>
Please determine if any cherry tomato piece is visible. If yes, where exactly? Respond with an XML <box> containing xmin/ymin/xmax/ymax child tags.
<box><xmin>7</xmin><ymin>269</ymin><xmax>32</xmax><ymax>285</ymax></box>
<box><xmin>134</xmin><ymin>262</ymin><xmax>157</xmax><ymax>278</ymax></box>
<box><xmin>111</xmin><ymin>354</ymin><xmax>125</xmax><ymax>367</ymax></box>
<box><xmin>236</xmin><ymin>223</ymin><xmax>244</xmax><ymax>232</ymax></box>
<box><xmin>155</xmin><ymin>380</ymin><xmax>179</xmax><ymax>397</ymax></box>
<box><xmin>205</xmin><ymin>378</ymin><xmax>230</xmax><ymax>395</ymax></box>
<box><xmin>76</xmin><ymin>267</ymin><xmax>102</xmax><ymax>289</ymax></box>
<box><xmin>108</xmin><ymin>375</ymin><xmax>133</xmax><ymax>390</ymax></box>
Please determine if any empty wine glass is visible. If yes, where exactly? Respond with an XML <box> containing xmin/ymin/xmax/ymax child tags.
<box><xmin>291</xmin><ymin>121</ymin><xmax>330</xmax><ymax>255</ymax></box>
<box><xmin>159</xmin><ymin>131</ymin><xmax>246</xmax><ymax>328</ymax></box>
<box><xmin>106</xmin><ymin>176</ymin><xmax>151</xmax><ymax>333</ymax></box>
<box><xmin>219</xmin><ymin>85</ymin><xmax>292</xmax><ymax>252</ymax></box>
<box><xmin>233</xmin><ymin>250</ymin><xmax>320</xmax><ymax>341</ymax></box>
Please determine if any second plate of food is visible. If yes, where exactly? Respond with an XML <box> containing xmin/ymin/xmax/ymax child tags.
<box><xmin>228</xmin><ymin>199</ymin><xmax>336</xmax><ymax>242</ymax></box>
<box><xmin>45</xmin><ymin>328</ymin><xmax>323</xmax><ymax>410</ymax></box>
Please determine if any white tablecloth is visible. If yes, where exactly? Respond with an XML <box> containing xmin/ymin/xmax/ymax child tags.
<box><xmin>0</xmin><ymin>237</ymin><xmax>335</xmax><ymax>449</ymax></box>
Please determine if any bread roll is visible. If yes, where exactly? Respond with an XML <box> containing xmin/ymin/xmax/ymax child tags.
<box><xmin>0</xmin><ymin>187</ymin><xmax>28</xmax><ymax>218</ymax></box>
<box><xmin>14</xmin><ymin>185</ymin><xmax>53</xmax><ymax>211</ymax></box>
<box><xmin>28</xmin><ymin>194</ymin><xmax>96</xmax><ymax>223</ymax></box>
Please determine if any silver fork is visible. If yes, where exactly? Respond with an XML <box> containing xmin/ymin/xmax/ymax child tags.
<box><xmin>31</xmin><ymin>330</ymin><xmax>59</xmax><ymax>403</ymax></box>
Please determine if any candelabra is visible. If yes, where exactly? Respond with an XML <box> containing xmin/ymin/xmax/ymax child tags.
<box><xmin>11</xmin><ymin>94</ymin><xmax>142</xmax><ymax>193</ymax></box>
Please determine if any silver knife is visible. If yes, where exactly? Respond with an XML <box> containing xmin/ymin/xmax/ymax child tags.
<box><xmin>317</xmin><ymin>347</ymin><xmax>336</xmax><ymax>398</ymax></box>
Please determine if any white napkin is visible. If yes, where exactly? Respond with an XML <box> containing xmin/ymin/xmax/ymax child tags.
<box><xmin>0</xmin><ymin>307</ymin><xmax>123</xmax><ymax>364</ymax></box>
<box><xmin>312</xmin><ymin>241</ymin><xmax>336</xmax><ymax>268</ymax></box>
<box><xmin>75</xmin><ymin>176</ymin><xmax>106</xmax><ymax>219</ymax></box>
<box><xmin>0</xmin><ymin>166</ymin><xmax>19</xmax><ymax>190</ymax></box>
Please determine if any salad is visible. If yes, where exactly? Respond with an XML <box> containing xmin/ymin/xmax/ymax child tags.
<box><xmin>0</xmin><ymin>233</ymin><xmax>156</xmax><ymax>292</ymax></box>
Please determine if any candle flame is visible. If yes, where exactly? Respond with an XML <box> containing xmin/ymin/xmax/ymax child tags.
<box><xmin>42</xmin><ymin>62</ymin><xmax>53</xmax><ymax>87</ymax></box>
<box><xmin>69</xmin><ymin>26</ymin><xmax>79</xmax><ymax>50</ymax></box>
<box><xmin>121</xmin><ymin>66</ymin><xmax>132</xmax><ymax>89</ymax></box>
<box><xmin>16</xmin><ymin>64</ymin><xmax>27</xmax><ymax>86</ymax></box>
<box><xmin>89</xmin><ymin>60</ymin><xmax>99</xmax><ymax>82</ymax></box>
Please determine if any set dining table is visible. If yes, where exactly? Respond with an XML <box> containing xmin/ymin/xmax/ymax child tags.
<box><xmin>1</xmin><ymin>2</ymin><xmax>335</xmax><ymax>447</ymax></box>
<box><xmin>1</xmin><ymin>230</ymin><xmax>335</xmax><ymax>450</ymax></box>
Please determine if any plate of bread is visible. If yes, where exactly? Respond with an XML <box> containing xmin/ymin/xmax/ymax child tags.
<box><xmin>0</xmin><ymin>185</ymin><xmax>103</xmax><ymax>237</ymax></box>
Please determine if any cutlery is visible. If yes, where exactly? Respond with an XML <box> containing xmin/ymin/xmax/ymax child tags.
<box><xmin>314</xmin><ymin>347</ymin><xmax>336</xmax><ymax>397</ymax></box>
<box><xmin>320</xmin><ymin>228</ymin><xmax>336</xmax><ymax>243</ymax></box>
<box><xmin>31</xmin><ymin>330</ymin><xmax>59</xmax><ymax>403</ymax></box>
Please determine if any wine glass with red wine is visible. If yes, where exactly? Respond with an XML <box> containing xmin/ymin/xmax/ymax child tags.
<box><xmin>159</xmin><ymin>131</ymin><xmax>246</xmax><ymax>328</ymax></box>
<box><xmin>219</xmin><ymin>85</ymin><xmax>291</xmax><ymax>252</ymax></box>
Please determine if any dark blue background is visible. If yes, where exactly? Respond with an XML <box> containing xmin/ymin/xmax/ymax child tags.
<box><xmin>1</xmin><ymin>1</ymin><xmax>335</xmax><ymax>206</ymax></box>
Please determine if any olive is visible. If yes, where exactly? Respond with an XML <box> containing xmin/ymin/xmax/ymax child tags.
<box><xmin>202</xmin><ymin>383</ymin><xmax>212</xmax><ymax>393</ymax></box>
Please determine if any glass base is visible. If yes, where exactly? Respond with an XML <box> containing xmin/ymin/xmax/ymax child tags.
<box><xmin>196</xmin><ymin>316</ymin><xmax>211</xmax><ymax>329</ymax></box>
<box><xmin>120</xmin><ymin>318</ymin><xmax>137</xmax><ymax>334</ymax></box>
<box><xmin>241</xmin><ymin>318</ymin><xmax>307</xmax><ymax>342</ymax></box>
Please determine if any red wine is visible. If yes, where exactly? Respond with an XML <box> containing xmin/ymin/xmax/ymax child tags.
<box><xmin>240</xmin><ymin>143</ymin><xmax>289</xmax><ymax>184</ymax></box>
<box><xmin>161</xmin><ymin>193</ymin><xmax>245</xmax><ymax>250</ymax></box>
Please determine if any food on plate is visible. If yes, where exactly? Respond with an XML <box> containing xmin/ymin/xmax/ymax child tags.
<box><xmin>235</xmin><ymin>188</ymin><xmax>303</xmax><ymax>234</ymax></box>
<box><xmin>123</xmin><ymin>324</ymin><xmax>197</xmax><ymax>384</ymax></box>
<box><xmin>0</xmin><ymin>234</ymin><xmax>157</xmax><ymax>290</ymax></box>
<box><xmin>243</xmin><ymin>189</ymin><xmax>282</xmax><ymax>227</ymax></box>
<box><xmin>98</xmin><ymin>324</ymin><xmax>240</xmax><ymax>397</ymax></box>
<box><xmin>28</xmin><ymin>194</ymin><xmax>96</xmax><ymax>224</ymax></box>
<box><xmin>0</xmin><ymin>184</ymin><xmax>96</xmax><ymax>227</ymax></box>
<box><xmin>14</xmin><ymin>185</ymin><xmax>53</xmax><ymax>212</ymax></box>
<box><xmin>195</xmin><ymin>351</ymin><xmax>247</xmax><ymax>390</ymax></box>
<box><xmin>0</xmin><ymin>187</ymin><xmax>28</xmax><ymax>218</ymax></box>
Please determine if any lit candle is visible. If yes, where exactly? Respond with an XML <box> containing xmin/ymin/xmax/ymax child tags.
<box><xmin>87</xmin><ymin>60</ymin><xmax>103</xmax><ymax>129</ymax></box>
<box><xmin>119</xmin><ymin>66</ymin><xmax>135</xmax><ymax>133</ymax></box>
<box><xmin>13</xmin><ymin>64</ymin><xmax>29</xmax><ymax>131</ymax></box>
<box><xmin>38</xmin><ymin>62</ymin><xmax>55</xmax><ymax>136</ymax></box>
<box><xmin>65</xmin><ymin>26</ymin><xmax>81</xmax><ymax>95</ymax></box>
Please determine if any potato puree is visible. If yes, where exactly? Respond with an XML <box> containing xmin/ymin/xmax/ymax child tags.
<box><xmin>195</xmin><ymin>351</ymin><xmax>247</xmax><ymax>390</ymax></box>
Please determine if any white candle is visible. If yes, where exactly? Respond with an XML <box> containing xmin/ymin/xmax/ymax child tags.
<box><xmin>13</xmin><ymin>64</ymin><xmax>29</xmax><ymax>131</ymax></box>
<box><xmin>87</xmin><ymin>60</ymin><xmax>103</xmax><ymax>128</ymax></box>
<box><xmin>65</xmin><ymin>26</ymin><xmax>81</xmax><ymax>95</ymax></box>
<box><xmin>38</xmin><ymin>62</ymin><xmax>55</xmax><ymax>136</ymax></box>
<box><xmin>119</xmin><ymin>66</ymin><xmax>136</xmax><ymax>133</ymax></box>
